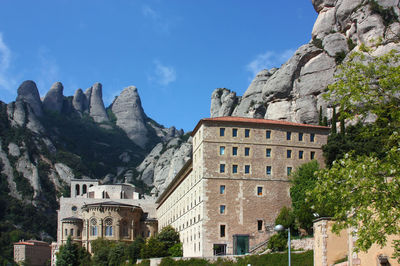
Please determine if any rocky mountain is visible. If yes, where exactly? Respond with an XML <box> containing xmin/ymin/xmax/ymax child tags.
<box><xmin>0</xmin><ymin>79</ymin><xmax>188</xmax><ymax>260</ymax></box>
<box><xmin>211</xmin><ymin>0</ymin><xmax>400</xmax><ymax>122</ymax></box>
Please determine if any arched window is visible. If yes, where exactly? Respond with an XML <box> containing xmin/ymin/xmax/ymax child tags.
<box><xmin>82</xmin><ymin>184</ymin><xmax>87</xmax><ymax>194</ymax></box>
<box><xmin>90</xmin><ymin>218</ymin><xmax>97</xmax><ymax>236</ymax></box>
<box><xmin>121</xmin><ymin>220</ymin><xmax>129</xmax><ymax>237</ymax></box>
<box><xmin>75</xmin><ymin>184</ymin><xmax>80</xmax><ymax>196</ymax></box>
<box><xmin>105</xmin><ymin>218</ymin><xmax>113</xmax><ymax>236</ymax></box>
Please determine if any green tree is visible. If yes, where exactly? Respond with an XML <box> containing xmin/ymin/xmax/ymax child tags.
<box><xmin>315</xmin><ymin>50</ymin><xmax>400</xmax><ymax>261</ymax></box>
<box><xmin>56</xmin><ymin>237</ymin><xmax>80</xmax><ymax>266</ymax></box>
<box><xmin>127</xmin><ymin>236</ymin><xmax>145</xmax><ymax>263</ymax></box>
<box><xmin>157</xmin><ymin>226</ymin><xmax>180</xmax><ymax>252</ymax></box>
<box><xmin>168</xmin><ymin>243</ymin><xmax>183</xmax><ymax>257</ymax></box>
<box><xmin>290</xmin><ymin>160</ymin><xmax>328</xmax><ymax>233</ymax></box>
<box><xmin>141</xmin><ymin>236</ymin><xmax>166</xmax><ymax>258</ymax></box>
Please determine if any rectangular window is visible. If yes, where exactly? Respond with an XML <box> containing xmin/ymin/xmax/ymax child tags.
<box><xmin>220</xmin><ymin>128</ymin><xmax>225</xmax><ymax>136</ymax></box>
<box><xmin>220</xmin><ymin>225</ymin><xmax>226</xmax><ymax>237</ymax></box>
<box><xmin>91</xmin><ymin>226</ymin><xmax>98</xmax><ymax>236</ymax></box>
<box><xmin>232</xmin><ymin>128</ymin><xmax>237</xmax><ymax>137</ymax></box>
<box><xmin>299</xmin><ymin>132</ymin><xmax>303</xmax><ymax>141</ymax></box>
<box><xmin>245</xmin><ymin>129</ymin><xmax>250</xmax><ymax>138</ymax></box>
<box><xmin>299</xmin><ymin>150</ymin><xmax>304</xmax><ymax>159</ymax></box>
<box><xmin>287</xmin><ymin>131</ymin><xmax>291</xmax><ymax>140</ymax></box>
<box><xmin>65</xmin><ymin>229</ymin><xmax>68</xmax><ymax>236</ymax></box>
<box><xmin>287</xmin><ymin>167</ymin><xmax>292</xmax><ymax>176</ymax></box>
<box><xmin>266</xmin><ymin>130</ymin><xmax>271</xmax><ymax>139</ymax></box>
<box><xmin>258</xmin><ymin>220</ymin><xmax>263</xmax><ymax>231</ymax></box>
<box><xmin>310</xmin><ymin>133</ymin><xmax>315</xmax><ymax>142</ymax></box>
<box><xmin>266</xmin><ymin>166</ymin><xmax>271</xmax><ymax>175</ymax></box>
<box><xmin>220</xmin><ymin>146</ymin><xmax>225</xmax><ymax>155</ymax></box>
<box><xmin>311</xmin><ymin>151</ymin><xmax>315</xmax><ymax>160</ymax></box>
<box><xmin>220</xmin><ymin>185</ymin><xmax>225</xmax><ymax>194</ymax></box>
<box><xmin>257</xmin><ymin>186</ymin><xmax>263</xmax><ymax>196</ymax></box>
<box><xmin>244</xmin><ymin>147</ymin><xmax>250</xmax><ymax>156</ymax></box>
<box><xmin>70</xmin><ymin>229</ymin><xmax>74</xmax><ymax>236</ymax></box>
<box><xmin>266</xmin><ymin>148</ymin><xmax>271</xmax><ymax>157</ymax></box>
<box><xmin>220</xmin><ymin>164</ymin><xmax>225</xmax><ymax>173</ymax></box>
<box><xmin>232</xmin><ymin>165</ymin><xmax>238</xmax><ymax>173</ymax></box>
<box><xmin>220</xmin><ymin>205</ymin><xmax>225</xmax><ymax>214</ymax></box>
<box><xmin>77</xmin><ymin>229</ymin><xmax>81</xmax><ymax>237</ymax></box>
<box><xmin>105</xmin><ymin>226</ymin><xmax>113</xmax><ymax>236</ymax></box>
<box><xmin>232</xmin><ymin>147</ymin><xmax>238</xmax><ymax>156</ymax></box>
<box><xmin>287</xmin><ymin>150</ymin><xmax>292</xmax><ymax>158</ymax></box>
<box><xmin>245</xmin><ymin>165</ymin><xmax>250</xmax><ymax>174</ymax></box>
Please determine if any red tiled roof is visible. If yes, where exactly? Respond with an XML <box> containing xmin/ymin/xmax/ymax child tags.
<box><xmin>14</xmin><ymin>240</ymin><xmax>49</xmax><ymax>246</ymax></box>
<box><xmin>191</xmin><ymin>116</ymin><xmax>330</xmax><ymax>136</ymax></box>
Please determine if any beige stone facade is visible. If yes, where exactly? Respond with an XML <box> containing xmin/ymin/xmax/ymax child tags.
<box><xmin>157</xmin><ymin>117</ymin><xmax>329</xmax><ymax>257</ymax></box>
<box><xmin>14</xmin><ymin>240</ymin><xmax>51</xmax><ymax>266</ymax></box>
<box><xmin>313</xmin><ymin>218</ymin><xmax>400</xmax><ymax>266</ymax></box>
<box><xmin>53</xmin><ymin>179</ymin><xmax>158</xmax><ymax>265</ymax></box>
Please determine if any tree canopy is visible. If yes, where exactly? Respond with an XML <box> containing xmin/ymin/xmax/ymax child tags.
<box><xmin>313</xmin><ymin>50</ymin><xmax>400</xmax><ymax>260</ymax></box>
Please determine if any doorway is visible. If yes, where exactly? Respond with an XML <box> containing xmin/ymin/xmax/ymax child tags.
<box><xmin>233</xmin><ymin>234</ymin><xmax>249</xmax><ymax>255</ymax></box>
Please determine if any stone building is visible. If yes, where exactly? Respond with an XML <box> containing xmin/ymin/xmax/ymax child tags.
<box><xmin>54</xmin><ymin>179</ymin><xmax>157</xmax><ymax>263</ymax></box>
<box><xmin>314</xmin><ymin>218</ymin><xmax>399</xmax><ymax>266</ymax></box>
<box><xmin>14</xmin><ymin>240</ymin><xmax>51</xmax><ymax>266</ymax></box>
<box><xmin>156</xmin><ymin>116</ymin><xmax>329</xmax><ymax>257</ymax></box>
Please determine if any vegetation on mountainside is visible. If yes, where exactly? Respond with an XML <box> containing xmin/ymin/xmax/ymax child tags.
<box><xmin>312</xmin><ymin>50</ymin><xmax>400</xmax><ymax>261</ymax></box>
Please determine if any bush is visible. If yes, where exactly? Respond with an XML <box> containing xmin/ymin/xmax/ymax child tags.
<box><xmin>267</xmin><ymin>233</ymin><xmax>287</xmax><ymax>251</ymax></box>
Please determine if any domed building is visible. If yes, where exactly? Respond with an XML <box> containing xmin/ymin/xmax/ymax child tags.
<box><xmin>54</xmin><ymin>179</ymin><xmax>157</xmax><ymax>258</ymax></box>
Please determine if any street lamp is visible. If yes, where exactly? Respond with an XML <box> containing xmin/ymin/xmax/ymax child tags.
<box><xmin>274</xmin><ymin>224</ymin><xmax>291</xmax><ymax>266</ymax></box>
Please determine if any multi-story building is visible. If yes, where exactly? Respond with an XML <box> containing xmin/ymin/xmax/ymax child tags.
<box><xmin>14</xmin><ymin>240</ymin><xmax>51</xmax><ymax>266</ymax></box>
<box><xmin>156</xmin><ymin>117</ymin><xmax>329</xmax><ymax>257</ymax></box>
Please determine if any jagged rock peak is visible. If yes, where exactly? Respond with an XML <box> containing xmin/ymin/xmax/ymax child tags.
<box><xmin>312</xmin><ymin>0</ymin><xmax>336</xmax><ymax>13</ymax></box>
<box><xmin>43</xmin><ymin>82</ymin><xmax>64</xmax><ymax>113</ymax></box>
<box><xmin>16</xmin><ymin>80</ymin><xmax>43</xmax><ymax>117</ymax></box>
<box><xmin>210</xmin><ymin>88</ymin><xmax>238</xmax><ymax>118</ymax></box>
<box><xmin>89</xmin><ymin>82</ymin><xmax>109</xmax><ymax>123</ymax></box>
<box><xmin>111</xmin><ymin>86</ymin><xmax>149</xmax><ymax>149</ymax></box>
<box><xmin>72</xmin><ymin>88</ymin><xmax>87</xmax><ymax>113</ymax></box>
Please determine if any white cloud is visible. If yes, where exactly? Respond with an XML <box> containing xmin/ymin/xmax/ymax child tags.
<box><xmin>149</xmin><ymin>60</ymin><xmax>176</xmax><ymax>86</ymax></box>
<box><xmin>141</xmin><ymin>5</ymin><xmax>175</xmax><ymax>34</ymax></box>
<box><xmin>246</xmin><ymin>49</ymin><xmax>295</xmax><ymax>78</ymax></box>
<box><xmin>0</xmin><ymin>33</ymin><xmax>17</xmax><ymax>95</ymax></box>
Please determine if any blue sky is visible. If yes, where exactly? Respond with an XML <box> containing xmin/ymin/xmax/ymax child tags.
<box><xmin>0</xmin><ymin>1</ymin><xmax>317</xmax><ymax>132</ymax></box>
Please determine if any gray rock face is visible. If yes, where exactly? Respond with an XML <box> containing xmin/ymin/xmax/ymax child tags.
<box><xmin>210</xmin><ymin>88</ymin><xmax>238</xmax><ymax>118</ymax></box>
<box><xmin>89</xmin><ymin>83</ymin><xmax>109</xmax><ymax>123</ymax></box>
<box><xmin>322</xmin><ymin>33</ymin><xmax>349</xmax><ymax>57</ymax></box>
<box><xmin>43</xmin><ymin>82</ymin><xmax>64</xmax><ymax>113</ymax></box>
<box><xmin>111</xmin><ymin>86</ymin><xmax>148</xmax><ymax>148</ymax></box>
<box><xmin>7</xmin><ymin>100</ymin><xmax>45</xmax><ymax>134</ymax></box>
<box><xmin>0</xmin><ymin>141</ymin><xmax>20</xmax><ymax>199</ymax></box>
<box><xmin>16</xmin><ymin>80</ymin><xmax>43</xmax><ymax>117</ymax></box>
<box><xmin>72</xmin><ymin>89</ymin><xmax>87</xmax><ymax>113</ymax></box>
<box><xmin>54</xmin><ymin>163</ymin><xmax>75</xmax><ymax>183</ymax></box>
<box><xmin>209</xmin><ymin>0</ymin><xmax>400</xmax><ymax>126</ymax></box>
<box><xmin>16</xmin><ymin>151</ymin><xmax>41</xmax><ymax>198</ymax></box>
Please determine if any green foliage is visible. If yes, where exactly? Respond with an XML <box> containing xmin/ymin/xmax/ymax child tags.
<box><xmin>331</xmin><ymin>108</ymin><xmax>337</xmax><ymax>134</ymax></box>
<box><xmin>275</xmin><ymin>207</ymin><xmax>296</xmax><ymax>234</ymax></box>
<box><xmin>317</xmin><ymin>50</ymin><xmax>400</xmax><ymax>260</ymax></box>
<box><xmin>157</xmin><ymin>225</ymin><xmax>181</xmax><ymax>251</ymax></box>
<box><xmin>318</xmin><ymin>106</ymin><xmax>323</xmax><ymax>126</ymax></box>
<box><xmin>91</xmin><ymin>238</ymin><xmax>129</xmax><ymax>266</ymax></box>
<box><xmin>290</xmin><ymin>161</ymin><xmax>328</xmax><ymax>233</ymax></box>
<box><xmin>335</xmin><ymin>51</ymin><xmax>346</xmax><ymax>64</ymax></box>
<box><xmin>347</xmin><ymin>38</ymin><xmax>356</xmax><ymax>51</ymax></box>
<box><xmin>56</xmin><ymin>236</ymin><xmax>90</xmax><ymax>266</ymax></box>
<box><xmin>369</xmin><ymin>0</ymin><xmax>398</xmax><ymax>26</ymax></box>
<box><xmin>127</xmin><ymin>236</ymin><xmax>145</xmax><ymax>263</ymax></box>
<box><xmin>140</xmin><ymin>236</ymin><xmax>167</xmax><ymax>259</ymax></box>
<box><xmin>267</xmin><ymin>233</ymin><xmax>287</xmax><ymax>252</ymax></box>
<box><xmin>312</xmin><ymin>37</ymin><xmax>323</xmax><ymax>49</ymax></box>
<box><xmin>168</xmin><ymin>243</ymin><xmax>183</xmax><ymax>257</ymax></box>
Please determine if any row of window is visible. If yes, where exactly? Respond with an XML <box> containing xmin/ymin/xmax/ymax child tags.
<box><xmin>218</xmin><ymin>220</ymin><xmax>264</xmax><ymax>238</ymax></box>
<box><xmin>220</xmin><ymin>185</ymin><xmax>266</xmax><ymax>197</ymax></box>
<box><xmin>64</xmin><ymin>228</ymin><xmax>81</xmax><ymax>237</ymax></box>
<box><xmin>219</xmin><ymin>146</ymin><xmax>315</xmax><ymax>159</ymax></box>
<box><xmin>219</xmin><ymin>128</ymin><xmax>315</xmax><ymax>142</ymax></box>
<box><xmin>219</xmin><ymin>163</ymin><xmax>293</xmax><ymax>176</ymax></box>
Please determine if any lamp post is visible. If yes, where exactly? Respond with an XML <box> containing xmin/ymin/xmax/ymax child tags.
<box><xmin>274</xmin><ymin>224</ymin><xmax>291</xmax><ymax>266</ymax></box>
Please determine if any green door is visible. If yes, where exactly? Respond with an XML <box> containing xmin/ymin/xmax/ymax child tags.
<box><xmin>233</xmin><ymin>235</ymin><xmax>249</xmax><ymax>255</ymax></box>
